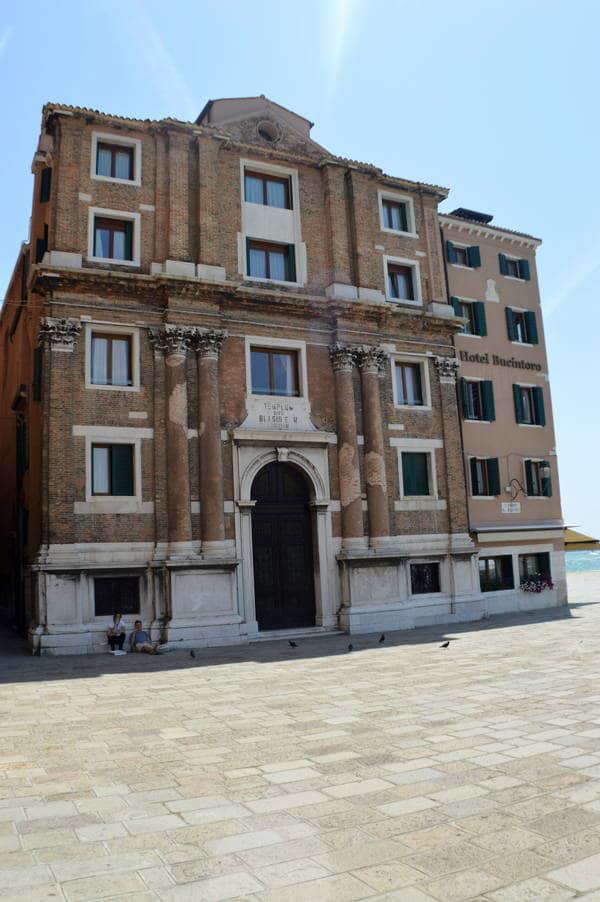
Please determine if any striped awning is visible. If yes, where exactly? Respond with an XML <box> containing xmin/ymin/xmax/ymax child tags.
<box><xmin>565</xmin><ymin>528</ymin><xmax>600</xmax><ymax>551</ymax></box>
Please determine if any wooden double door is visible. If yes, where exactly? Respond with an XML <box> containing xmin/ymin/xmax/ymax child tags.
<box><xmin>251</xmin><ymin>462</ymin><xmax>316</xmax><ymax>631</ymax></box>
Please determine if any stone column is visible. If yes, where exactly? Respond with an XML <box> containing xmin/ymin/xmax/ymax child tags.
<box><xmin>330</xmin><ymin>345</ymin><xmax>364</xmax><ymax>548</ymax></box>
<box><xmin>434</xmin><ymin>355</ymin><xmax>469</xmax><ymax>538</ymax></box>
<box><xmin>150</xmin><ymin>326</ymin><xmax>194</xmax><ymax>556</ymax></box>
<box><xmin>193</xmin><ymin>329</ymin><xmax>227</xmax><ymax>556</ymax></box>
<box><xmin>358</xmin><ymin>347</ymin><xmax>390</xmax><ymax>546</ymax></box>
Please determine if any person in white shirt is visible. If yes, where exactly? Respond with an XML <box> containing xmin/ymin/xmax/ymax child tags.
<box><xmin>107</xmin><ymin>613</ymin><xmax>127</xmax><ymax>651</ymax></box>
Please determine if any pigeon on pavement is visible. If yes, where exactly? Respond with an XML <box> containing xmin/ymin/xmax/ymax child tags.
<box><xmin>190</xmin><ymin>649</ymin><xmax>196</xmax><ymax>658</ymax></box>
<box><xmin>378</xmin><ymin>634</ymin><xmax>385</xmax><ymax>644</ymax></box>
<box><xmin>440</xmin><ymin>641</ymin><xmax>450</xmax><ymax>648</ymax></box>
<box><xmin>288</xmin><ymin>640</ymin><xmax>298</xmax><ymax>648</ymax></box>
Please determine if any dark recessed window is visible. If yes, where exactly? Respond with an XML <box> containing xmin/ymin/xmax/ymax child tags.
<box><xmin>411</xmin><ymin>562</ymin><xmax>440</xmax><ymax>595</ymax></box>
<box><xmin>96</xmin><ymin>142</ymin><xmax>134</xmax><ymax>181</ymax></box>
<box><xmin>479</xmin><ymin>556</ymin><xmax>514</xmax><ymax>592</ymax></box>
<box><xmin>250</xmin><ymin>348</ymin><xmax>299</xmax><ymax>397</ymax></box>
<box><xmin>247</xmin><ymin>240</ymin><xmax>295</xmax><ymax>282</ymax></box>
<box><xmin>506</xmin><ymin>308</ymin><xmax>538</xmax><ymax>345</ymax></box>
<box><xmin>93</xmin><ymin>217</ymin><xmax>133</xmax><ymax>261</ymax></box>
<box><xmin>514</xmin><ymin>385</ymin><xmax>545</xmax><ymax>426</ymax></box>
<box><xmin>92</xmin><ymin>444</ymin><xmax>134</xmax><ymax>496</ymax></box>
<box><xmin>505</xmin><ymin>257</ymin><xmax>520</xmax><ymax>278</ymax></box>
<box><xmin>402</xmin><ymin>451</ymin><xmax>430</xmax><ymax>496</ymax></box>
<box><xmin>94</xmin><ymin>576</ymin><xmax>140</xmax><ymax>617</ymax></box>
<box><xmin>461</xmin><ymin>379</ymin><xmax>495</xmax><ymax>422</ymax></box>
<box><xmin>244</xmin><ymin>170</ymin><xmax>291</xmax><ymax>209</ymax></box>
<box><xmin>257</xmin><ymin>122</ymin><xmax>278</xmax><ymax>142</ymax></box>
<box><xmin>454</xmin><ymin>246</ymin><xmax>470</xmax><ymax>266</ymax></box>
<box><xmin>525</xmin><ymin>460</ymin><xmax>552</xmax><ymax>497</ymax></box>
<box><xmin>395</xmin><ymin>362</ymin><xmax>423</xmax><ymax>406</ymax></box>
<box><xmin>387</xmin><ymin>263</ymin><xmax>416</xmax><ymax>301</ymax></box>
<box><xmin>382</xmin><ymin>199</ymin><xmax>409</xmax><ymax>232</ymax></box>
<box><xmin>91</xmin><ymin>333</ymin><xmax>132</xmax><ymax>386</ymax></box>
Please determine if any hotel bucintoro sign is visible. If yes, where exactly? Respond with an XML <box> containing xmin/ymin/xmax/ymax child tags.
<box><xmin>458</xmin><ymin>350</ymin><xmax>543</xmax><ymax>372</ymax></box>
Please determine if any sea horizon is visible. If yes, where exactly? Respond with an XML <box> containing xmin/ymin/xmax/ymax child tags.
<box><xmin>566</xmin><ymin>550</ymin><xmax>600</xmax><ymax>573</ymax></box>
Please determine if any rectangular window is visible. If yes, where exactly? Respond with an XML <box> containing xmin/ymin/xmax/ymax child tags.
<box><xmin>40</xmin><ymin>167</ymin><xmax>52</xmax><ymax>203</ymax></box>
<box><xmin>91</xmin><ymin>333</ymin><xmax>132</xmax><ymax>387</ymax></box>
<box><xmin>394</xmin><ymin>362</ymin><xmax>423</xmax><ymax>406</ymax></box>
<box><xmin>91</xmin><ymin>444</ymin><xmax>134</xmax><ymax>496</ymax></box>
<box><xmin>451</xmin><ymin>298</ymin><xmax>486</xmax><ymax>336</ymax></box>
<box><xmin>519</xmin><ymin>552</ymin><xmax>551</xmax><ymax>583</ymax></box>
<box><xmin>402</xmin><ymin>451</ymin><xmax>430</xmax><ymax>496</ymax></box>
<box><xmin>411</xmin><ymin>562</ymin><xmax>440</xmax><ymax>595</ymax></box>
<box><xmin>93</xmin><ymin>217</ymin><xmax>133</xmax><ymax>261</ymax></box>
<box><xmin>525</xmin><ymin>459</ymin><xmax>552</xmax><ymax>497</ymax></box>
<box><xmin>244</xmin><ymin>170</ymin><xmax>291</xmax><ymax>209</ymax></box>
<box><xmin>94</xmin><ymin>576</ymin><xmax>140</xmax><ymax>617</ymax></box>
<box><xmin>446</xmin><ymin>241</ymin><xmax>481</xmax><ymax>268</ymax></box>
<box><xmin>506</xmin><ymin>308</ymin><xmax>538</xmax><ymax>344</ymax></box>
<box><xmin>499</xmin><ymin>254</ymin><xmax>531</xmax><ymax>281</ymax></box>
<box><xmin>514</xmin><ymin>384</ymin><xmax>545</xmax><ymax>426</ymax></box>
<box><xmin>470</xmin><ymin>457</ymin><xmax>500</xmax><ymax>496</ymax></box>
<box><xmin>247</xmin><ymin>240</ymin><xmax>295</xmax><ymax>282</ymax></box>
<box><xmin>96</xmin><ymin>142</ymin><xmax>134</xmax><ymax>181</ymax></box>
<box><xmin>505</xmin><ymin>258</ymin><xmax>520</xmax><ymax>278</ymax></box>
<box><xmin>387</xmin><ymin>263</ymin><xmax>416</xmax><ymax>301</ymax></box>
<box><xmin>250</xmin><ymin>347</ymin><xmax>299</xmax><ymax>397</ymax></box>
<box><xmin>479</xmin><ymin>556</ymin><xmax>514</xmax><ymax>593</ymax></box>
<box><xmin>382</xmin><ymin>198</ymin><xmax>409</xmax><ymax>232</ymax></box>
<box><xmin>461</xmin><ymin>379</ymin><xmax>495</xmax><ymax>422</ymax></box>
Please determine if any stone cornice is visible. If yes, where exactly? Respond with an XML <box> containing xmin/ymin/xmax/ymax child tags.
<box><xmin>439</xmin><ymin>214</ymin><xmax>541</xmax><ymax>249</ymax></box>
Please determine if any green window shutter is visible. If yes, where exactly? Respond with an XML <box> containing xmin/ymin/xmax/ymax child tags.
<box><xmin>513</xmin><ymin>384</ymin><xmax>524</xmax><ymax>423</ymax></box>
<box><xmin>487</xmin><ymin>458</ymin><xmax>500</xmax><ymax>495</ymax></box>
<box><xmin>524</xmin><ymin>459</ymin><xmax>535</xmax><ymax>495</ymax></box>
<box><xmin>470</xmin><ymin>458</ymin><xmax>480</xmax><ymax>495</ymax></box>
<box><xmin>124</xmin><ymin>221</ymin><xmax>133</xmax><ymax>260</ymax></box>
<box><xmin>450</xmin><ymin>296</ymin><xmax>462</xmax><ymax>317</ymax></box>
<box><xmin>533</xmin><ymin>387</ymin><xmax>546</xmax><ymax>426</ymax></box>
<box><xmin>33</xmin><ymin>348</ymin><xmax>43</xmax><ymax>402</ymax></box>
<box><xmin>474</xmin><ymin>301</ymin><xmax>487</xmax><ymax>336</ymax></box>
<box><xmin>505</xmin><ymin>307</ymin><xmax>516</xmax><ymax>341</ymax></box>
<box><xmin>460</xmin><ymin>378</ymin><xmax>469</xmax><ymax>418</ymax></box>
<box><xmin>446</xmin><ymin>240</ymin><xmax>457</xmax><ymax>264</ymax></box>
<box><xmin>525</xmin><ymin>310</ymin><xmax>538</xmax><ymax>344</ymax></box>
<box><xmin>482</xmin><ymin>380</ymin><xmax>495</xmax><ymax>421</ymax></box>
<box><xmin>286</xmin><ymin>245</ymin><xmax>297</xmax><ymax>282</ymax></box>
<box><xmin>499</xmin><ymin>253</ymin><xmax>508</xmax><ymax>275</ymax></box>
<box><xmin>541</xmin><ymin>460</ymin><xmax>553</xmax><ymax>497</ymax></box>
<box><xmin>468</xmin><ymin>246</ymin><xmax>481</xmax><ymax>268</ymax></box>
<box><xmin>518</xmin><ymin>258</ymin><xmax>531</xmax><ymax>281</ymax></box>
<box><xmin>40</xmin><ymin>167</ymin><xmax>52</xmax><ymax>203</ymax></box>
<box><xmin>403</xmin><ymin>452</ymin><xmax>429</xmax><ymax>496</ymax></box>
<box><xmin>111</xmin><ymin>445</ymin><xmax>134</xmax><ymax>496</ymax></box>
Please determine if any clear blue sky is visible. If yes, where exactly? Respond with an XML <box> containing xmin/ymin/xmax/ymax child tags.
<box><xmin>1</xmin><ymin>0</ymin><xmax>598</xmax><ymax>536</ymax></box>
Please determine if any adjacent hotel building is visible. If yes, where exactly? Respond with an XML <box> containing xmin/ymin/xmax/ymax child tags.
<box><xmin>0</xmin><ymin>96</ymin><xmax>566</xmax><ymax>653</ymax></box>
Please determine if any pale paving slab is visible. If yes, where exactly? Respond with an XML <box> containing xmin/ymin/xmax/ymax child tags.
<box><xmin>1</xmin><ymin>571</ymin><xmax>600</xmax><ymax>901</ymax></box>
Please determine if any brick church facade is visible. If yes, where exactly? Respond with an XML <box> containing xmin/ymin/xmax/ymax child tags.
<box><xmin>0</xmin><ymin>96</ymin><xmax>566</xmax><ymax>653</ymax></box>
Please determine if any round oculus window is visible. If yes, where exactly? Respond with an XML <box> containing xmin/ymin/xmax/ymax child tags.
<box><xmin>257</xmin><ymin>121</ymin><xmax>279</xmax><ymax>143</ymax></box>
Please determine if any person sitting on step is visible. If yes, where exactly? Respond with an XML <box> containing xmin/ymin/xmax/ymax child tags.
<box><xmin>128</xmin><ymin>620</ymin><xmax>161</xmax><ymax>655</ymax></box>
<box><xmin>106</xmin><ymin>613</ymin><xmax>127</xmax><ymax>652</ymax></box>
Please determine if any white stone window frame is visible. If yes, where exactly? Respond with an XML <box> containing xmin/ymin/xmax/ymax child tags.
<box><xmin>87</xmin><ymin>207</ymin><xmax>141</xmax><ymax>268</ymax></box>
<box><xmin>453</xmin><ymin>295</ymin><xmax>482</xmax><ymax>340</ymax></box>
<box><xmin>503</xmin><ymin>253</ymin><xmax>527</xmax><ymax>282</ymax></box>
<box><xmin>72</xmin><ymin>425</ymin><xmax>153</xmax><ymax>514</ymax></box>
<box><xmin>478</xmin><ymin>543</ymin><xmax>554</xmax><ymax>595</ymax></box>
<box><xmin>516</xmin><ymin>382</ymin><xmax>544</xmax><ymax>429</ymax></box>
<box><xmin>378</xmin><ymin>189</ymin><xmax>417</xmax><ymax>238</ymax></box>
<box><xmin>450</xmin><ymin>240</ymin><xmax>475</xmax><ymax>270</ymax></box>
<box><xmin>391</xmin><ymin>437</ymin><xmax>446</xmax><ymax>511</ymax></box>
<box><xmin>408</xmin><ymin>558</ymin><xmax>445</xmax><ymax>597</ymax></box>
<box><xmin>383</xmin><ymin>255</ymin><xmax>422</xmax><ymax>307</ymax></box>
<box><xmin>84</xmin><ymin>322</ymin><xmax>141</xmax><ymax>393</ymax></box>
<box><xmin>468</xmin><ymin>455</ymin><xmax>497</xmax><ymax>501</ymax></box>
<box><xmin>91</xmin><ymin>131</ymin><xmax>142</xmax><ymax>187</ymax></box>
<box><xmin>238</xmin><ymin>158</ymin><xmax>306</xmax><ymax>288</ymax></box>
<box><xmin>244</xmin><ymin>335</ymin><xmax>309</xmax><ymax>401</ymax></box>
<box><xmin>391</xmin><ymin>353</ymin><xmax>432</xmax><ymax>411</ymax></box>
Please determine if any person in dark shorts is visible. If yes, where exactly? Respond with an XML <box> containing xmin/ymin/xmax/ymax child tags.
<box><xmin>107</xmin><ymin>613</ymin><xmax>127</xmax><ymax>651</ymax></box>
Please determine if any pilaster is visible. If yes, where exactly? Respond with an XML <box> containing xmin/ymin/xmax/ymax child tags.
<box><xmin>434</xmin><ymin>355</ymin><xmax>469</xmax><ymax>536</ymax></box>
<box><xmin>357</xmin><ymin>346</ymin><xmax>390</xmax><ymax>545</ymax></box>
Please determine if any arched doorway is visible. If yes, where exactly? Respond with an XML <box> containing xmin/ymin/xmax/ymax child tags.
<box><xmin>251</xmin><ymin>462</ymin><xmax>316</xmax><ymax>631</ymax></box>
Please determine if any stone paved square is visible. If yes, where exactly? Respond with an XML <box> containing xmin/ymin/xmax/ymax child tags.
<box><xmin>0</xmin><ymin>572</ymin><xmax>598</xmax><ymax>901</ymax></box>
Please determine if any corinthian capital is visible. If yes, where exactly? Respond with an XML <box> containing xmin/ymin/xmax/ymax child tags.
<box><xmin>434</xmin><ymin>355</ymin><xmax>460</xmax><ymax>384</ymax></box>
<box><xmin>148</xmin><ymin>325</ymin><xmax>195</xmax><ymax>356</ymax></box>
<box><xmin>329</xmin><ymin>343</ymin><xmax>358</xmax><ymax>372</ymax></box>
<box><xmin>38</xmin><ymin>317</ymin><xmax>81</xmax><ymax>352</ymax></box>
<box><xmin>192</xmin><ymin>329</ymin><xmax>227</xmax><ymax>358</ymax></box>
<box><xmin>356</xmin><ymin>346</ymin><xmax>388</xmax><ymax>375</ymax></box>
